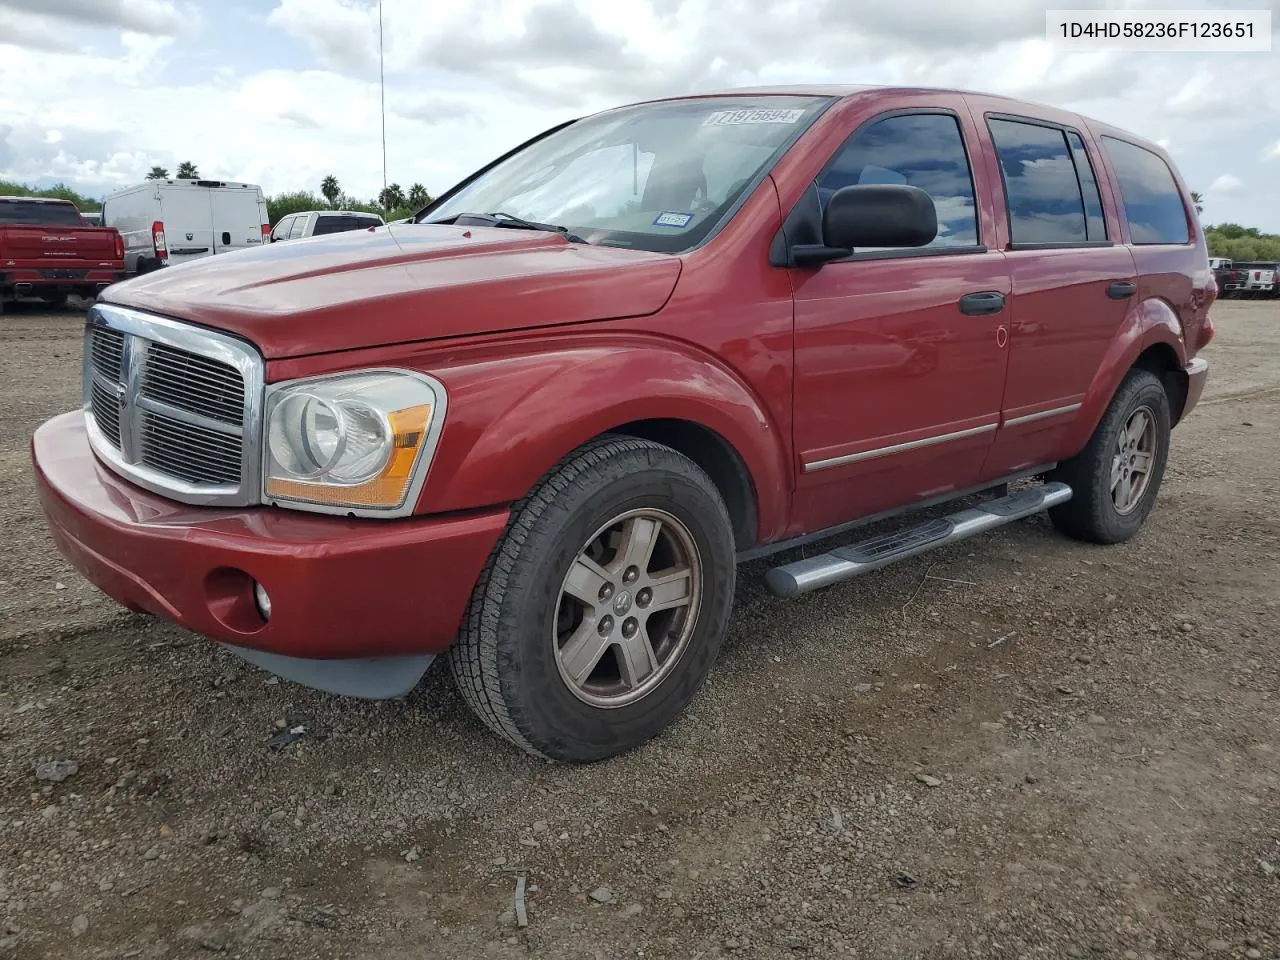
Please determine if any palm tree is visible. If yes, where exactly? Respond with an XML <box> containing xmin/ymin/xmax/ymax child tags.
<box><xmin>320</xmin><ymin>175</ymin><xmax>341</xmax><ymax>208</ymax></box>
<box><xmin>146</xmin><ymin>166</ymin><xmax>169</xmax><ymax>180</ymax></box>
<box><xmin>175</xmin><ymin>161</ymin><xmax>200</xmax><ymax>180</ymax></box>
<box><xmin>378</xmin><ymin>183</ymin><xmax>406</xmax><ymax>211</ymax></box>
<box><xmin>1190</xmin><ymin>191</ymin><xmax>1204</xmax><ymax>215</ymax></box>
<box><xmin>407</xmin><ymin>183</ymin><xmax>431</xmax><ymax>208</ymax></box>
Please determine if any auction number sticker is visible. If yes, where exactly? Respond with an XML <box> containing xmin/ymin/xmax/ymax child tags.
<box><xmin>702</xmin><ymin>108</ymin><xmax>806</xmax><ymax>126</ymax></box>
<box><xmin>1047</xmin><ymin>9</ymin><xmax>1270</xmax><ymax>50</ymax></box>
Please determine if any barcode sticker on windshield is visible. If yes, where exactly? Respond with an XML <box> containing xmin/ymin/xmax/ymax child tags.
<box><xmin>702</xmin><ymin>108</ymin><xmax>805</xmax><ymax>126</ymax></box>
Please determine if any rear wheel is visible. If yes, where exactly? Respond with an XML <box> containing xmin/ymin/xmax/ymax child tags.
<box><xmin>449</xmin><ymin>436</ymin><xmax>736</xmax><ymax>763</ymax></box>
<box><xmin>1049</xmin><ymin>369</ymin><xmax>1171</xmax><ymax>544</ymax></box>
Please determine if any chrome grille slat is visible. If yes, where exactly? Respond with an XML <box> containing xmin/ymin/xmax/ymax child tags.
<box><xmin>82</xmin><ymin>306</ymin><xmax>262</xmax><ymax>504</ymax></box>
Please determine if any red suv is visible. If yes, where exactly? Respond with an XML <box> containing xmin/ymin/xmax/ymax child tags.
<box><xmin>32</xmin><ymin>86</ymin><xmax>1213</xmax><ymax>762</ymax></box>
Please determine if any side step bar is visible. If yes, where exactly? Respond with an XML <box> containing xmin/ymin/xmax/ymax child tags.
<box><xmin>764</xmin><ymin>482</ymin><xmax>1073</xmax><ymax>598</ymax></box>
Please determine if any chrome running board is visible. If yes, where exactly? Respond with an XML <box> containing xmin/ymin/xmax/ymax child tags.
<box><xmin>764</xmin><ymin>482</ymin><xmax>1073</xmax><ymax>598</ymax></box>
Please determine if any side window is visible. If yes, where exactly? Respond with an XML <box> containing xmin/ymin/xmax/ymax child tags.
<box><xmin>1065</xmin><ymin>132</ymin><xmax>1107</xmax><ymax>240</ymax></box>
<box><xmin>817</xmin><ymin>112</ymin><xmax>979</xmax><ymax>249</ymax></box>
<box><xmin>311</xmin><ymin>215</ymin><xmax>343</xmax><ymax>235</ymax></box>
<box><xmin>287</xmin><ymin>215</ymin><xmax>308</xmax><ymax>239</ymax></box>
<box><xmin>1101</xmin><ymin>137</ymin><xmax>1190</xmax><ymax>245</ymax></box>
<box><xmin>988</xmin><ymin>118</ymin><xmax>1086</xmax><ymax>244</ymax></box>
<box><xmin>271</xmin><ymin>216</ymin><xmax>292</xmax><ymax>241</ymax></box>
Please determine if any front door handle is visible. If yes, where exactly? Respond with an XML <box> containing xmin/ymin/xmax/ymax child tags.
<box><xmin>1107</xmin><ymin>280</ymin><xmax>1137</xmax><ymax>299</ymax></box>
<box><xmin>958</xmin><ymin>291</ymin><xmax>1006</xmax><ymax>316</ymax></box>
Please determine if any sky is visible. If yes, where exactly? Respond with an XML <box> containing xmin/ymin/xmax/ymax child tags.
<box><xmin>1</xmin><ymin>0</ymin><xmax>1278</xmax><ymax>229</ymax></box>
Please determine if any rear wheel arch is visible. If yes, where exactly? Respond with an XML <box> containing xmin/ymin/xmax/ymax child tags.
<box><xmin>1132</xmin><ymin>341</ymin><xmax>1189</xmax><ymax>424</ymax></box>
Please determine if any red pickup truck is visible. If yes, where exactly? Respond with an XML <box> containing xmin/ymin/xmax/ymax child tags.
<box><xmin>0</xmin><ymin>197</ymin><xmax>125</xmax><ymax>311</ymax></box>
<box><xmin>32</xmin><ymin>85</ymin><xmax>1213</xmax><ymax>763</ymax></box>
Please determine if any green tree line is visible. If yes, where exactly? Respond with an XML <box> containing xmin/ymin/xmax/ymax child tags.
<box><xmin>1205</xmin><ymin>224</ymin><xmax>1280</xmax><ymax>262</ymax></box>
<box><xmin>1</xmin><ymin>173</ymin><xmax>434</xmax><ymax>226</ymax></box>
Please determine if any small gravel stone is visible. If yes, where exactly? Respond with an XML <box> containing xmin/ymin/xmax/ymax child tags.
<box><xmin>1207</xmin><ymin>939</ymin><xmax>1229</xmax><ymax>952</ymax></box>
<box><xmin>915</xmin><ymin>773</ymin><xmax>943</xmax><ymax>788</ymax></box>
<box><xmin>624</xmin><ymin>903</ymin><xmax>643</xmax><ymax>917</ymax></box>
<box><xmin>142</xmin><ymin>846</ymin><xmax>160</xmax><ymax>861</ymax></box>
<box><xmin>71</xmin><ymin>915</ymin><xmax>88</xmax><ymax>937</ymax></box>
<box><xmin>853</xmin><ymin>683</ymin><xmax>873</xmax><ymax>693</ymax></box>
<box><xmin>1245</xmin><ymin>950</ymin><xmax>1262</xmax><ymax>960</ymax></box>
<box><xmin>1259</xmin><ymin>860</ymin><xmax>1274</xmax><ymax>876</ymax></box>
<box><xmin>589</xmin><ymin>887</ymin><xmax>613</xmax><ymax>904</ymax></box>
<box><xmin>34</xmin><ymin>760</ymin><xmax>78</xmax><ymax>783</ymax></box>
<box><xmin>260</xmin><ymin>887</ymin><xmax>282</xmax><ymax>900</ymax></box>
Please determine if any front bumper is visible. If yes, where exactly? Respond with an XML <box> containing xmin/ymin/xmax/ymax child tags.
<box><xmin>33</xmin><ymin>412</ymin><xmax>508</xmax><ymax>693</ymax></box>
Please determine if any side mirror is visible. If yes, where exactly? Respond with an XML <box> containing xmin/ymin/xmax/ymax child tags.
<box><xmin>792</xmin><ymin>184</ymin><xmax>938</xmax><ymax>267</ymax></box>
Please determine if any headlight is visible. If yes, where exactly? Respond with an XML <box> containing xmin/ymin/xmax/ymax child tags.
<box><xmin>262</xmin><ymin>370</ymin><xmax>446</xmax><ymax>516</ymax></box>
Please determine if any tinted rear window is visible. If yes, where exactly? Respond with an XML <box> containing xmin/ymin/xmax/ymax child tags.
<box><xmin>989</xmin><ymin>119</ymin><xmax>1086</xmax><ymax>244</ymax></box>
<box><xmin>0</xmin><ymin>200</ymin><xmax>84</xmax><ymax>226</ymax></box>
<box><xmin>1101</xmin><ymin>137</ymin><xmax>1189</xmax><ymax>245</ymax></box>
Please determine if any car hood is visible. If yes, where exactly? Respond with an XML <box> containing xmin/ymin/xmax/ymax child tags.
<box><xmin>101</xmin><ymin>223</ymin><xmax>683</xmax><ymax>359</ymax></box>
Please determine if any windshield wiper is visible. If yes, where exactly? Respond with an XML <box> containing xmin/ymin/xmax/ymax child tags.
<box><xmin>433</xmin><ymin>211</ymin><xmax>588</xmax><ymax>244</ymax></box>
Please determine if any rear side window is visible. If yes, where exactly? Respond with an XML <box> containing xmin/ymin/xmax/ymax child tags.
<box><xmin>817</xmin><ymin>112</ymin><xmax>979</xmax><ymax>249</ymax></box>
<box><xmin>0</xmin><ymin>200</ymin><xmax>84</xmax><ymax>226</ymax></box>
<box><xmin>1065</xmin><ymin>132</ymin><xmax>1107</xmax><ymax>240</ymax></box>
<box><xmin>287</xmin><ymin>216</ymin><xmax>308</xmax><ymax>239</ymax></box>
<box><xmin>989</xmin><ymin>118</ymin><xmax>1089</xmax><ymax>245</ymax></box>
<box><xmin>313</xmin><ymin>214</ymin><xmax>380</xmax><ymax>235</ymax></box>
<box><xmin>1101</xmin><ymin>137</ymin><xmax>1190</xmax><ymax>245</ymax></box>
<box><xmin>354</xmin><ymin>216</ymin><xmax>382</xmax><ymax>230</ymax></box>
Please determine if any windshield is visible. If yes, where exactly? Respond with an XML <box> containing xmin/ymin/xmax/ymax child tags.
<box><xmin>0</xmin><ymin>200</ymin><xmax>84</xmax><ymax>226</ymax></box>
<box><xmin>425</xmin><ymin>96</ymin><xmax>830</xmax><ymax>253</ymax></box>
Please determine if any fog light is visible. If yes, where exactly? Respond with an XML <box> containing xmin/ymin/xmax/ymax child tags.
<box><xmin>254</xmin><ymin>582</ymin><xmax>272</xmax><ymax>621</ymax></box>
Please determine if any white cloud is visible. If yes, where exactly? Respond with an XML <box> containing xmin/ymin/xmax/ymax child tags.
<box><xmin>0</xmin><ymin>0</ymin><xmax>1277</xmax><ymax>232</ymax></box>
<box><xmin>1208</xmin><ymin>174</ymin><xmax>1244</xmax><ymax>195</ymax></box>
<box><xmin>0</xmin><ymin>0</ymin><xmax>184</xmax><ymax>35</ymax></box>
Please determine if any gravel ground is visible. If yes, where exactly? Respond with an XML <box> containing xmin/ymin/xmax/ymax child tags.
<box><xmin>1</xmin><ymin>298</ymin><xmax>1278</xmax><ymax>960</ymax></box>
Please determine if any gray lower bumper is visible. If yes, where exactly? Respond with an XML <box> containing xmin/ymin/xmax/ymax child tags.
<box><xmin>220</xmin><ymin>644</ymin><xmax>436</xmax><ymax>699</ymax></box>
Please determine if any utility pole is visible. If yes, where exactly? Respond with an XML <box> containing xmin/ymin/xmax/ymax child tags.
<box><xmin>379</xmin><ymin>0</ymin><xmax>387</xmax><ymax>199</ymax></box>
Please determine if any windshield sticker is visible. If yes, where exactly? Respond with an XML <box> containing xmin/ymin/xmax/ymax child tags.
<box><xmin>702</xmin><ymin>108</ymin><xmax>805</xmax><ymax>126</ymax></box>
<box><xmin>653</xmin><ymin>211</ymin><xmax>694</xmax><ymax>228</ymax></box>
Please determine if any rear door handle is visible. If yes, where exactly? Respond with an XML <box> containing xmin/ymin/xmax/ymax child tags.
<box><xmin>958</xmin><ymin>291</ymin><xmax>1006</xmax><ymax>316</ymax></box>
<box><xmin>1107</xmin><ymin>280</ymin><xmax>1137</xmax><ymax>299</ymax></box>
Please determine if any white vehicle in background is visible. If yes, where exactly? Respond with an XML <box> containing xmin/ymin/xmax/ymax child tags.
<box><xmin>1234</xmin><ymin>261</ymin><xmax>1278</xmax><ymax>297</ymax></box>
<box><xmin>269</xmin><ymin>210</ymin><xmax>385</xmax><ymax>242</ymax></box>
<box><xmin>100</xmin><ymin>179</ymin><xmax>269</xmax><ymax>276</ymax></box>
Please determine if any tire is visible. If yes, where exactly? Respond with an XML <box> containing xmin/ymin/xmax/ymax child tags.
<box><xmin>1048</xmin><ymin>369</ymin><xmax>1171</xmax><ymax>544</ymax></box>
<box><xmin>449</xmin><ymin>436</ymin><xmax>737</xmax><ymax>763</ymax></box>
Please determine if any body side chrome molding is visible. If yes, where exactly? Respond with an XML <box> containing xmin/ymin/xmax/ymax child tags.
<box><xmin>803</xmin><ymin>422</ymin><xmax>998</xmax><ymax>473</ymax></box>
<box><xmin>1001</xmin><ymin>402</ymin><xmax>1082</xmax><ymax>428</ymax></box>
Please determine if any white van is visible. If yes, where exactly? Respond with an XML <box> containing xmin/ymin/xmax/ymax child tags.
<box><xmin>101</xmin><ymin>179</ymin><xmax>269</xmax><ymax>275</ymax></box>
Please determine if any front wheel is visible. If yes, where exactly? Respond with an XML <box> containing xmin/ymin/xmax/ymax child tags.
<box><xmin>449</xmin><ymin>436</ymin><xmax>737</xmax><ymax>763</ymax></box>
<box><xmin>1049</xmin><ymin>369</ymin><xmax>1171</xmax><ymax>544</ymax></box>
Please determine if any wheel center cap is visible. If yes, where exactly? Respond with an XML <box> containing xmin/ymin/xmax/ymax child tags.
<box><xmin>613</xmin><ymin>591</ymin><xmax>632</xmax><ymax>615</ymax></box>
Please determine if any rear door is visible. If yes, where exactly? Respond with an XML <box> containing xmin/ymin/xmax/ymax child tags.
<box><xmin>160</xmin><ymin>185</ymin><xmax>215</xmax><ymax>265</ymax></box>
<box><xmin>210</xmin><ymin>185</ymin><xmax>267</xmax><ymax>254</ymax></box>
<box><xmin>969</xmin><ymin>106</ymin><xmax>1138</xmax><ymax>476</ymax></box>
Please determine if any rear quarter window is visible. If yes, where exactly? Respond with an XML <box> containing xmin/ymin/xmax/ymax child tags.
<box><xmin>988</xmin><ymin>118</ymin><xmax>1088</xmax><ymax>245</ymax></box>
<box><xmin>1101</xmin><ymin>137</ymin><xmax>1190</xmax><ymax>245</ymax></box>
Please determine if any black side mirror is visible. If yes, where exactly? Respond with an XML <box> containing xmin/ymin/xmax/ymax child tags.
<box><xmin>793</xmin><ymin>184</ymin><xmax>938</xmax><ymax>267</ymax></box>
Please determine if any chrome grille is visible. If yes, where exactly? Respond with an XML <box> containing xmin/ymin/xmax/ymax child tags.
<box><xmin>140</xmin><ymin>343</ymin><xmax>244</xmax><ymax>426</ymax></box>
<box><xmin>82</xmin><ymin>304</ymin><xmax>263</xmax><ymax>506</ymax></box>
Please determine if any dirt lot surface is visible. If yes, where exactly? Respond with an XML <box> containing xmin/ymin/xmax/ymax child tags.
<box><xmin>1</xmin><ymin>299</ymin><xmax>1278</xmax><ymax>960</ymax></box>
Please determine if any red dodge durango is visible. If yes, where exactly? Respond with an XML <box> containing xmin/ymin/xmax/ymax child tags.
<box><xmin>32</xmin><ymin>86</ymin><xmax>1213</xmax><ymax>762</ymax></box>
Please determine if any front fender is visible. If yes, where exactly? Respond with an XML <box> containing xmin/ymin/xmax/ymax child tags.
<box><xmin>412</xmin><ymin>336</ymin><xmax>792</xmax><ymax>541</ymax></box>
<box><xmin>1061</xmin><ymin>297</ymin><xmax>1187</xmax><ymax>455</ymax></box>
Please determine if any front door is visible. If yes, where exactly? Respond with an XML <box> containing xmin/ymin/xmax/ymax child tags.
<box><xmin>790</xmin><ymin>107</ymin><xmax>1011</xmax><ymax>532</ymax></box>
